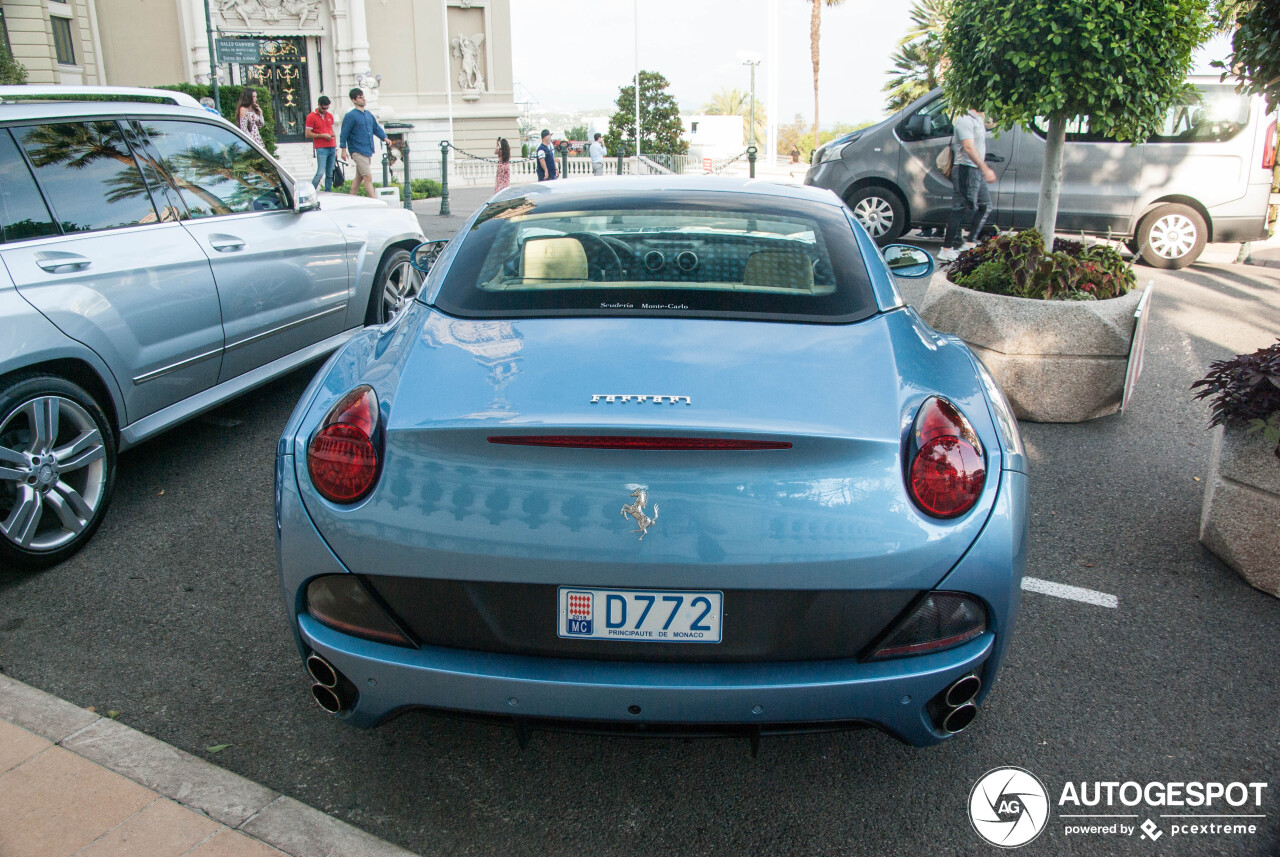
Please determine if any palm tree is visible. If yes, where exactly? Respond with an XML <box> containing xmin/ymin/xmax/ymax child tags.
<box><xmin>807</xmin><ymin>0</ymin><xmax>847</xmax><ymax>153</ymax></box>
<box><xmin>701</xmin><ymin>88</ymin><xmax>768</xmax><ymax>146</ymax></box>
<box><xmin>883</xmin><ymin>0</ymin><xmax>948</xmax><ymax>112</ymax></box>
<box><xmin>901</xmin><ymin>0</ymin><xmax>949</xmax><ymax>45</ymax></box>
<box><xmin>883</xmin><ymin>38</ymin><xmax>943</xmax><ymax>112</ymax></box>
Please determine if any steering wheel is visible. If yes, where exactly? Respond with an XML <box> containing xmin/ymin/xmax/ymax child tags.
<box><xmin>569</xmin><ymin>233</ymin><xmax>624</xmax><ymax>281</ymax></box>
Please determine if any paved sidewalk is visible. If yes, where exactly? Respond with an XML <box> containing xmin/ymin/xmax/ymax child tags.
<box><xmin>411</xmin><ymin>185</ymin><xmax>497</xmax><ymax>240</ymax></box>
<box><xmin>0</xmin><ymin>674</ymin><xmax>417</xmax><ymax>857</ymax></box>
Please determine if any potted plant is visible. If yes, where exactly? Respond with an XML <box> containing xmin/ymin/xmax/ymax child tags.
<box><xmin>918</xmin><ymin>230</ymin><xmax>1149</xmax><ymax>422</ymax></box>
<box><xmin>1192</xmin><ymin>339</ymin><xmax>1280</xmax><ymax>597</ymax></box>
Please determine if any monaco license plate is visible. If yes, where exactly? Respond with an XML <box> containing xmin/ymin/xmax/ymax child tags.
<box><xmin>558</xmin><ymin>587</ymin><xmax>722</xmax><ymax>643</ymax></box>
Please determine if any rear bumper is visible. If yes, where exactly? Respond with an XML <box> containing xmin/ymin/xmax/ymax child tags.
<box><xmin>1210</xmin><ymin>214</ymin><xmax>1271</xmax><ymax>244</ymax></box>
<box><xmin>277</xmin><ymin>455</ymin><xmax>1026</xmax><ymax>747</ymax></box>
<box><xmin>299</xmin><ymin>613</ymin><xmax>993</xmax><ymax>746</ymax></box>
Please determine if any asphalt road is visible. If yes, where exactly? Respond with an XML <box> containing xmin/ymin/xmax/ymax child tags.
<box><xmin>2</xmin><ymin>250</ymin><xmax>1278</xmax><ymax>857</ymax></box>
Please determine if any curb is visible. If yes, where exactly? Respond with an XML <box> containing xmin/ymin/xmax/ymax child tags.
<box><xmin>0</xmin><ymin>673</ymin><xmax>417</xmax><ymax>857</ymax></box>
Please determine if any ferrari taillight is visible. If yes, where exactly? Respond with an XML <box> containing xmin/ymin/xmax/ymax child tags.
<box><xmin>307</xmin><ymin>386</ymin><xmax>380</xmax><ymax>503</ymax></box>
<box><xmin>906</xmin><ymin>397</ymin><xmax>985</xmax><ymax>518</ymax></box>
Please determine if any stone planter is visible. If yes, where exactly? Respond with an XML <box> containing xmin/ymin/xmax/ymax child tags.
<box><xmin>1199</xmin><ymin>423</ymin><xmax>1280</xmax><ymax>597</ymax></box>
<box><xmin>918</xmin><ymin>275</ymin><xmax>1145</xmax><ymax>422</ymax></box>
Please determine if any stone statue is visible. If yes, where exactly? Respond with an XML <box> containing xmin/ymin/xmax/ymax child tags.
<box><xmin>450</xmin><ymin>33</ymin><xmax>485</xmax><ymax>91</ymax></box>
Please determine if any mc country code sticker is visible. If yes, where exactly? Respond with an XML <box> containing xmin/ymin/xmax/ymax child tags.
<box><xmin>557</xmin><ymin>587</ymin><xmax>722</xmax><ymax>642</ymax></box>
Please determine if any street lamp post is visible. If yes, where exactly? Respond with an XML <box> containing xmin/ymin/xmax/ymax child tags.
<box><xmin>203</xmin><ymin>0</ymin><xmax>219</xmax><ymax>108</ymax></box>
<box><xmin>738</xmin><ymin>51</ymin><xmax>762</xmax><ymax>151</ymax></box>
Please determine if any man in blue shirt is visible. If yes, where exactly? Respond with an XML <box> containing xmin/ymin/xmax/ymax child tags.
<box><xmin>339</xmin><ymin>87</ymin><xmax>388</xmax><ymax>197</ymax></box>
<box><xmin>536</xmin><ymin>129</ymin><xmax>558</xmax><ymax>181</ymax></box>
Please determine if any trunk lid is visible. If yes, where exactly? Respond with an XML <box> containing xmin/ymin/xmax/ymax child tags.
<box><xmin>297</xmin><ymin>308</ymin><xmax>1000</xmax><ymax>592</ymax></box>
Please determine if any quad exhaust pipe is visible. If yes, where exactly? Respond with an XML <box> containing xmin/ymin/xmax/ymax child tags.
<box><xmin>307</xmin><ymin>654</ymin><xmax>357</xmax><ymax>715</ymax></box>
<box><xmin>936</xmin><ymin>673</ymin><xmax>981</xmax><ymax>734</ymax></box>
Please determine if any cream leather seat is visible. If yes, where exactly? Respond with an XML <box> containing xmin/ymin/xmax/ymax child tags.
<box><xmin>522</xmin><ymin>236</ymin><xmax>588</xmax><ymax>281</ymax></box>
<box><xmin>742</xmin><ymin>249</ymin><xmax>814</xmax><ymax>291</ymax></box>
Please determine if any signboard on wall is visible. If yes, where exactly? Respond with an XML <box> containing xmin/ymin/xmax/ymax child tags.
<box><xmin>216</xmin><ymin>38</ymin><xmax>262</xmax><ymax>65</ymax></box>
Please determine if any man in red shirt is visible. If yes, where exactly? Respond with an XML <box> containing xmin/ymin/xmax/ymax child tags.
<box><xmin>305</xmin><ymin>95</ymin><xmax>338</xmax><ymax>191</ymax></box>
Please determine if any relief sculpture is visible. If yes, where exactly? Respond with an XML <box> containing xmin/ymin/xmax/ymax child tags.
<box><xmin>450</xmin><ymin>33</ymin><xmax>486</xmax><ymax>92</ymax></box>
<box><xmin>219</xmin><ymin>0</ymin><xmax>321</xmax><ymax>29</ymax></box>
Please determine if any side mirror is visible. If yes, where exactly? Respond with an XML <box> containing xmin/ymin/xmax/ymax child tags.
<box><xmin>410</xmin><ymin>239</ymin><xmax>449</xmax><ymax>274</ymax></box>
<box><xmin>882</xmin><ymin>244</ymin><xmax>935</xmax><ymax>279</ymax></box>
<box><xmin>293</xmin><ymin>180</ymin><xmax>320</xmax><ymax>213</ymax></box>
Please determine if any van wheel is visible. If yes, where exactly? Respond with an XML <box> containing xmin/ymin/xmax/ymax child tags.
<box><xmin>0</xmin><ymin>375</ymin><xmax>116</xmax><ymax>569</ymax></box>
<box><xmin>1136</xmin><ymin>204</ymin><xmax>1206</xmax><ymax>270</ymax></box>
<box><xmin>366</xmin><ymin>248</ymin><xmax>423</xmax><ymax>325</ymax></box>
<box><xmin>845</xmin><ymin>187</ymin><xmax>906</xmax><ymax>245</ymax></box>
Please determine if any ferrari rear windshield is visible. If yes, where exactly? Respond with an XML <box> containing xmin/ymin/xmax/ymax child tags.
<box><xmin>430</xmin><ymin>190</ymin><xmax>878</xmax><ymax>322</ymax></box>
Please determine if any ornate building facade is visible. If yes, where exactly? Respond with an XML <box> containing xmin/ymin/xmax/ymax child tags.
<box><xmin>1</xmin><ymin>0</ymin><xmax>519</xmax><ymax>180</ymax></box>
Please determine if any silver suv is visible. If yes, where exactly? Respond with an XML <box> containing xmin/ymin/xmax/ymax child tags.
<box><xmin>806</xmin><ymin>78</ymin><xmax>1276</xmax><ymax>269</ymax></box>
<box><xmin>0</xmin><ymin>86</ymin><xmax>426</xmax><ymax>567</ymax></box>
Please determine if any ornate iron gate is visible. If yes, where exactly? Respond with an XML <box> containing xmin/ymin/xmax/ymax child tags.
<box><xmin>239</xmin><ymin>37</ymin><xmax>311</xmax><ymax>143</ymax></box>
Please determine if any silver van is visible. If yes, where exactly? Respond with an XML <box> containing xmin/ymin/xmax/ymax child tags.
<box><xmin>805</xmin><ymin>77</ymin><xmax>1276</xmax><ymax>269</ymax></box>
<box><xmin>0</xmin><ymin>87</ymin><xmax>426</xmax><ymax>568</ymax></box>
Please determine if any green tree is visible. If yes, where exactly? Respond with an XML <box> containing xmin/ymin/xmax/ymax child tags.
<box><xmin>1211</xmin><ymin>0</ymin><xmax>1280</xmax><ymax>113</ymax></box>
<box><xmin>603</xmin><ymin>70</ymin><xmax>688</xmax><ymax>157</ymax></box>
<box><xmin>943</xmin><ymin>0</ymin><xmax>1212</xmax><ymax>250</ymax></box>
<box><xmin>0</xmin><ymin>41</ymin><xmax>27</xmax><ymax>85</ymax></box>
<box><xmin>567</xmin><ymin>124</ymin><xmax>588</xmax><ymax>141</ymax></box>
<box><xmin>882</xmin><ymin>0</ymin><xmax>948</xmax><ymax>112</ymax></box>
<box><xmin>779</xmin><ymin>114</ymin><xmax>870</xmax><ymax>160</ymax></box>
<box><xmin>701</xmin><ymin>87</ymin><xmax>768</xmax><ymax>146</ymax></box>
<box><xmin>805</xmin><ymin>0</ymin><xmax>847</xmax><ymax>150</ymax></box>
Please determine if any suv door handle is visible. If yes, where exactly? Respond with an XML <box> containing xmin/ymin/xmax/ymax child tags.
<box><xmin>209</xmin><ymin>234</ymin><xmax>246</xmax><ymax>252</ymax></box>
<box><xmin>984</xmin><ymin>153</ymin><xmax>1005</xmax><ymax>163</ymax></box>
<box><xmin>34</xmin><ymin>251</ymin><xmax>92</xmax><ymax>273</ymax></box>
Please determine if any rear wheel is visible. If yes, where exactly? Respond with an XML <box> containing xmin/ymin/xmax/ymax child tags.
<box><xmin>366</xmin><ymin>248</ymin><xmax>423</xmax><ymax>325</ymax></box>
<box><xmin>0</xmin><ymin>375</ymin><xmax>116</xmax><ymax>569</ymax></box>
<box><xmin>1136</xmin><ymin>204</ymin><xmax>1207</xmax><ymax>270</ymax></box>
<box><xmin>845</xmin><ymin>186</ymin><xmax>907</xmax><ymax>245</ymax></box>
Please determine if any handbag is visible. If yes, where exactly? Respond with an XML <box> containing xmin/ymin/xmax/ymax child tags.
<box><xmin>935</xmin><ymin>140</ymin><xmax>954</xmax><ymax>179</ymax></box>
<box><xmin>332</xmin><ymin>159</ymin><xmax>346</xmax><ymax>188</ymax></box>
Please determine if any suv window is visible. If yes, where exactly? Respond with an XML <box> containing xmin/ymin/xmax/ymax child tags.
<box><xmin>141</xmin><ymin>120</ymin><xmax>287</xmax><ymax>218</ymax></box>
<box><xmin>14</xmin><ymin>121</ymin><xmax>159</xmax><ymax>233</ymax></box>
<box><xmin>0</xmin><ymin>130</ymin><xmax>58</xmax><ymax>243</ymax></box>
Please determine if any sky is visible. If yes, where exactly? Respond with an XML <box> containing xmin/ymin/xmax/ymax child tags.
<box><xmin>509</xmin><ymin>0</ymin><xmax>1235</xmax><ymax>127</ymax></box>
<box><xmin>510</xmin><ymin>0</ymin><xmax>915</xmax><ymax>126</ymax></box>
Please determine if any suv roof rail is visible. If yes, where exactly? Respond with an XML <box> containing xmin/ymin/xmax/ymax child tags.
<box><xmin>0</xmin><ymin>85</ymin><xmax>202</xmax><ymax>109</ymax></box>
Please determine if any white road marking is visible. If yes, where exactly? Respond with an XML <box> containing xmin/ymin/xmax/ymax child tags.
<box><xmin>1021</xmin><ymin>576</ymin><xmax>1119</xmax><ymax>609</ymax></box>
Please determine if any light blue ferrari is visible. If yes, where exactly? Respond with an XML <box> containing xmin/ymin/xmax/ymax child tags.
<box><xmin>275</xmin><ymin>177</ymin><xmax>1027</xmax><ymax>747</ymax></box>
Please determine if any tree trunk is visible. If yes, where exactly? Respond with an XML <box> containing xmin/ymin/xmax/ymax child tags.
<box><xmin>1035</xmin><ymin>115</ymin><xmax>1067</xmax><ymax>253</ymax></box>
<box><xmin>811</xmin><ymin>0</ymin><xmax>820</xmax><ymax>153</ymax></box>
